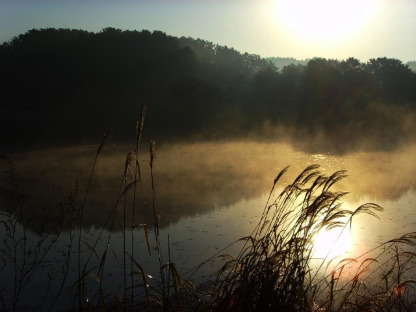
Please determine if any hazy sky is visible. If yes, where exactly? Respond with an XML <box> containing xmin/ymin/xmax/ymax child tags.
<box><xmin>1</xmin><ymin>0</ymin><xmax>415</xmax><ymax>62</ymax></box>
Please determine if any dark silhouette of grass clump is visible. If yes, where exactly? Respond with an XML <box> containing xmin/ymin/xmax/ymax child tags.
<box><xmin>210</xmin><ymin>165</ymin><xmax>416</xmax><ymax>312</ymax></box>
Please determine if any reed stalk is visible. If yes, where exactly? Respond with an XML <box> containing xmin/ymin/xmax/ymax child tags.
<box><xmin>149</xmin><ymin>140</ymin><xmax>173</xmax><ymax>310</ymax></box>
<box><xmin>131</xmin><ymin>102</ymin><xmax>146</xmax><ymax>309</ymax></box>
<box><xmin>76</xmin><ymin>130</ymin><xmax>110</xmax><ymax>311</ymax></box>
<box><xmin>211</xmin><ymin>165</ymin><xmax>416</xmax><ymax>312</ymax></box>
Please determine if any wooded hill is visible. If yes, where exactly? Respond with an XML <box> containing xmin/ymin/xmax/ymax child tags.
<box><xmin>1</xmin><ymin>28</ymin><xmax>416</xmax><ymax>153</ymax></box>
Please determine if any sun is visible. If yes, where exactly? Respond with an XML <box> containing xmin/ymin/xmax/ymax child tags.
<box><xmin>275</xmin><ymin>0</ymin><xmax>376</xmax><ymax>42</ymax></box>
<box><xmin>312</xmin><ymin>226</ymin><xmax>351</xmax><ymax>260</ymax></box>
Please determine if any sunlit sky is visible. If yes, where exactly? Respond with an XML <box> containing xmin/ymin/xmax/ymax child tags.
<box><xmin>1</xmin><ymin>0</ymin><xmax>415</xmax><ymax>62</ymax></box>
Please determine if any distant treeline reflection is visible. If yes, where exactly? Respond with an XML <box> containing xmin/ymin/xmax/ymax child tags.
<box><xmin>1</xmin><ymin>28</ymin><xmax>416</xmax><ymax>153</ymax></box>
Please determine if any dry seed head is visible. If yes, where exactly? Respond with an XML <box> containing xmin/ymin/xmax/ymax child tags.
<box><xmin>124</xmin><ymin>151</ymin><xmax>136</xmax><ymax>181</ymax></box>
<box><xmin>135</xmin><ymin>102</ymin><xmax>146</xmax><ymax>152</ymax></box>
<box><xmin>96</xmin><ymin>130</ymin><xmax>111</xmax><ymax>157</ymax></box>
<box><xmin>150</xmin><ymin>140</ymin><xmax>156</xmax><ymax>168</ymax></box>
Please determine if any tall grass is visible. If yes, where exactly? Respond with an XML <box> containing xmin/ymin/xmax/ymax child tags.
<box><xmin>0</xmin><ymin>155</ymin><xmax>78</xmax><ymax>311</ymax></box>
<box><xmin>131</xmin><ymin>102</ymin><xmax>146</xmax><ymax>308</ymax></box>
<box><xmin>1</xmin><ymin>105</ymin><xmax>416</xmax><ymax>311</ymax></box>
<box><xmin>67</xmin><ymin>102</ymin><xmax>188</xmax><ymax>311</ymax></box>
<box><xmin>76</xmin><ymin>130</ymin><xmax>111</xmax><ymax>311</ymax></box>
<box><xmin>210</xmin><ymin>165</ymin><xmax>416</xmax><ymax>312</ymax></box>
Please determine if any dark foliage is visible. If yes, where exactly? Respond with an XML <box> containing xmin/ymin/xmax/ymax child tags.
<box><xmin>1</xmin><ymin>28</ymin><xmax>416</xmax><ymax>152</ymax></box>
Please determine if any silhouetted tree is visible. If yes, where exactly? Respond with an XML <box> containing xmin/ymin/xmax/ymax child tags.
<box><xmin>1</xmin><ymin>28</ymin><xmax>416</xmax><ymax>153</ymax></box>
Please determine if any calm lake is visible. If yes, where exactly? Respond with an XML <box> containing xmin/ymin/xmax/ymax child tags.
<box><xmin>1</xmin><ymin>141</ymin><xmax>415</xmax><ymax>310</ymax></box>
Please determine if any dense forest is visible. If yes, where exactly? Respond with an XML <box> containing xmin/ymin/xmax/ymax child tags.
<box><xmin>1</xmin><ymin>28</ymin><xmax>416</xmax><ymax>153</ymax></box>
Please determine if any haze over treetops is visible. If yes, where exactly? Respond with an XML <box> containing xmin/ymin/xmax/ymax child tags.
<box><xmin>1</xmin><ymin>28</ymin><xmax>415</xmax><ymax>154</ymax></box>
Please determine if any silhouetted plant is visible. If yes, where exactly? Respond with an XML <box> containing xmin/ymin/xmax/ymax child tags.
<box><xmin>0</xmin><ymin>155</ymin><xmax>78</xmax><ymax>311</ymax></box>
<box><xmin>2</xmin><ymin>104</ymin><xmax>416</xmax><ymax>311</ymax></box>
<box><xmin>211</xmin><ymin>165</ymin><xmax>416</xmax><ymax>312</ymax></box>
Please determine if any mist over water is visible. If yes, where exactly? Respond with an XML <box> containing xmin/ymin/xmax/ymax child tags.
<box><xmin>2</xmin><ymin>140</ymin><xmax>415</xmax><ymax>231</ymax></box>
<box><xmin>1</xmin><ymin>140</ymin><xmax>416</xmax><ymax>309</ymax></box>
<box><xmin>1</xmin><ymin>26</ymin><xmax>415</xmax><ymax>311</ymax></box>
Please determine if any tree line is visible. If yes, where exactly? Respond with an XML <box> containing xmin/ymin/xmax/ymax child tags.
<box><xmin>1</xmin><ymin>28</ymin><xmax>416</xmax><ymax>153</ymax></box>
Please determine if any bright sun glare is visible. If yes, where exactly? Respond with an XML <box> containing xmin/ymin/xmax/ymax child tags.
<box><xmin>312</xmin><ymin>226</ymin><xmax>351</xmax><ymax>260</ymax></box>
<box><xmin>275</xmin><ymin>0</ymin><xmax>376</xmax><ymax>41</ymax></box>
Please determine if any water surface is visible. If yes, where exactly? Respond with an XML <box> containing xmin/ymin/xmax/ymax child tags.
<box><xmin>1</xmin><ymin>141</ymin><xmax>415</xmax><ymax>310</ymax></box>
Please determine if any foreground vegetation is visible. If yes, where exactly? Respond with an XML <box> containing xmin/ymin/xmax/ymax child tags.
<box><xmin>1</xmin><ymin>105</ymin><xmax>416</xmax><ymax>311</ymax></box>
<box><xmin>212</xmin><ymin>165</ymin><xmax>416</xmax><ymax>311</ymax></box>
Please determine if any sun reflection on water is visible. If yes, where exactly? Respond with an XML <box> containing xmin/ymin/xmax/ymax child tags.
<box><xmin>312</xmin><ymin>225</ymin><xmax>351</xmax><ymax>260</ymax></box>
